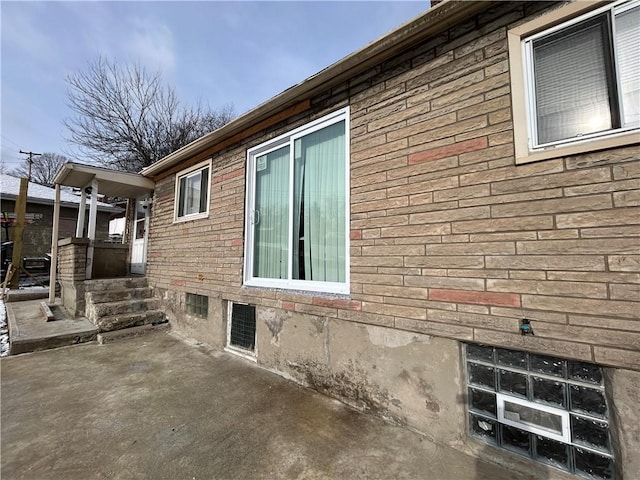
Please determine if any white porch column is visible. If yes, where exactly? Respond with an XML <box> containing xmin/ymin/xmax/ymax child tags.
<box><xmin>87</xmin><ymin>179</ymin><xmax>98</xmax><ymax>240</ymax></box>
<box><xmin>85</xmin><ymin>178</ymin><xmax>98</xmax><ymax>279</ymax></box>
<box><xmin>48</xmin><ymin>184</ymin><xmax>61</xmax><ymax>304</ymax></box>
<box><xmin>75</xmin><ymin>189</ymin><xmax>87</xmax><ymax>237</ymax></box>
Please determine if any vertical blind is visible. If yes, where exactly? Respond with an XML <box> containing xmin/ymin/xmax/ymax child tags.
<box><xmin>293</xmin><ymin>121</ymin><xmax>346</xmax><ymax>283</ymax></box>
<box><xmin>253</xmin><ymin>146</ymin><xmax>289</xmax><ymax>279</ymax></box>
<box><xmin>252</xmin><ymin>120</ymin><xmax>346</xmax><ymax>284</ymax></box>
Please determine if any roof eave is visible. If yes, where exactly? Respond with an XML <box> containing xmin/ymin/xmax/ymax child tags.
<box><xmin>53</xmin><ymin>162</ymin><xmax>155</xmax><ymax>198</ymax></box>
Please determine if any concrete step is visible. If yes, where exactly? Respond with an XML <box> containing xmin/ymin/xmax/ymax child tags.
<box><xmin>10</xmin><ymin>330</ymin><xmax>98</xmax><ymax>355</ymax></box>
<box><xmin>5</xmin><ymin>287</ymin><xmax>49</xmax><ymax>302</ymax></box>
<box><xmin>87</xmin><ymin>298</ymin><xmax>160</xmax><ymax>322</ymax></box>
<box><xmin>86</xmin><ymin>287</ymin><xmax>153</xmax><ymax>305</ymax></box>
<box><xmin>84</xmin><ymin>277</ymin><xmax>148</xmax><ymax>293</ymax></box>
<box><xmin>97</xmin><ymin>322</ymin><xmax>170</xmax><ymax>344</ymax></box>
<box><xmin>96</xmin><ymin>310</ymin><xmax>167</xmax><ymax>333</ymax></box>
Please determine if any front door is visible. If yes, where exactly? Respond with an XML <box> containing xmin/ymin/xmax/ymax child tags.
<box><xmin>130</xmin><ymin>198</ymin><xmax>149</xmax><ymax>274</ymax></box>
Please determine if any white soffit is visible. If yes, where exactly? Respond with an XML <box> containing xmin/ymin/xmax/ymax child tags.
<box><xmin>53</xmin><ymin>163</ymin><xmax>155</xmax><ymax>198</ymax></box>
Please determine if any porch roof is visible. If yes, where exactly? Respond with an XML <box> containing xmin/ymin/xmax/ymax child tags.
<box><xmin>53</xmin><ymin>162</ymin><xmax>154</xmax><ymax>198</ymax></box>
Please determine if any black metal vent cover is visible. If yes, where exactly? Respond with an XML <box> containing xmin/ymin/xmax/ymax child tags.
<box><xmin>230</xmin><ymin>303</ymin><xmax>256</xmax><ymax>351</ymax></box>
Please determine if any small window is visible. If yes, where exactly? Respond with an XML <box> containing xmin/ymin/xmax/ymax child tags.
<box><xmin>185</xmin><ymin>293</ymin><xmax>208</xmax><ymax>318</ymax></box>
<box><xmin>175</xmin><ymin>161</ymin><xmax>211</xmax><ymax>221</ymax></box>
<box><xmin>465</xmin><ymin>344</ymin><xmax>614</xmax><ymax>479</ymax></box>
<box><xmin>244</xmin><ymin>108</ymin><xmax>350</xmax><ymax>295</ymax></box>
<box><xmin>523</xmin><ymin>0</ymin><xmax>639</xmax><ymax>149</ymax></box>
<box><xmin>227</xmin><ymin>302</ymin><xmax>256</xmax><ymax>355</ymax></box>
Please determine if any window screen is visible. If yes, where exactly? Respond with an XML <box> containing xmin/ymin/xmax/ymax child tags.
<box><xmin>532</xmin><ymin>15</ymin><xmax>613</xmax><ymax>144</ymax></box>
<box><xmin>525</xmin><ymin>0</ymin><xmax>639</xmax><ymax>148</ymax></box>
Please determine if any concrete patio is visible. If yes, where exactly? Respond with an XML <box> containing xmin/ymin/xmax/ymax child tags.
<box><xmin>1</xmin><ymin>331</ymin><xmax>537</xmax><ymax>480</ymax></box>
<box><xmin>5</xmin><ymin>298</ymin><xmax>97</xmax><ymax>355</ymax></box>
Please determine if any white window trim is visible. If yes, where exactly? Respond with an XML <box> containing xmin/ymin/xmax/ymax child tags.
<box><xmin>225</xmin><ymin>301</ymin><xmax>257</xmax><ymax>362</ymax></box>
<box><xmin>508</xmin><ymin>0</ymin><xmax>640</xmax><ymax>164</ymax></box>
<box><xmin>496</xmin><ymin>392</ymin><xmax>570</xmax><ymax>444</ymax></box>
<box><xmin>173</xmin><ymin>159</ymin><xmax>212</xmax><ymax>223</ymax></box>
<box><xmin>243</xmin><ymin>107</ymin><xmax>350</xmax><ymax>295</ymax></box>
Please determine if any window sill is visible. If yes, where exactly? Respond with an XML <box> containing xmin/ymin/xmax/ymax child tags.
<box><xmin>515</xmin><ymin>129</ymin><xmax>640</xmax><ymax>165</ymax></box>
<box><xmin>173</xmin><ymin>212</ymin><xmax>209</xmax><ymax>224</ymax></box>
<box><xmin>242</xmin><ymin>282</ymin><xmax>351</xmax><ymax>298</ymax></box>
<box><xmin>224</xmin><ymin>346</ymin><xmax>257</xmax><ymax>362</ymax></box>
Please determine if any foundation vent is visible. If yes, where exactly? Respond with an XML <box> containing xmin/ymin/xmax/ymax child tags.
<box><xmin>228</xmin><ymin>302</ymin><xmax>256</xmax><ymax>353</ymax></box>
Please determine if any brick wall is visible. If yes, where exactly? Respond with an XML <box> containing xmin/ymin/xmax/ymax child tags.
<box><xmin>57</xmin><ymin>239</ymin><xmax>88</xmax><ymax>283</ymax></box>
<box><xmin>57</xmin><ymin>238</ymin><xmax>89</xmax><ymax>317</ymax></box>
<box><xmin>147</xmin><ymin>1</ymin><xmax>639</xmax><ymax>371</ymax></box>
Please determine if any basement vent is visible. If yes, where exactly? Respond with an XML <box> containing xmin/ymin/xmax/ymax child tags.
<box><xmin>227</xmin><ymin>302</ymin><xmax>256</xmax><ymax>354</ymax></box>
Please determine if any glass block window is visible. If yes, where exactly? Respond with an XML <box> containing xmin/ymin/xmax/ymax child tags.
<box><xmin>465</xmin><ymin>344</ymin><xmax>614</xmax><ymax>479</ymax></box>
<box><xmin>186</xmin><ymin>293</ymin><xmax>208</xmax><ymax>318</ymax></box>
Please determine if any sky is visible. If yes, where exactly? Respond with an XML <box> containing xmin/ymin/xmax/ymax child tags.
<box><xmin>1</xmin><ymin>1</ymin><xmax>430</xmax><ymax>173</ymax></box>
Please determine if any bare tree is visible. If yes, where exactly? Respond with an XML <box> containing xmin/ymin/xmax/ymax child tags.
<box><xmin>65</xmin><ymin>57</ymin><xmax>235</xmax><ymax>173</ymax></box>
<box><xmin>9</xmin><ymin>152</ymin><xmax>70</xmax><ymax>186</ymax></box>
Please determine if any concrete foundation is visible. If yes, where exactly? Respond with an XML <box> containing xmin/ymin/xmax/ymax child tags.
<box><xmin>258</xmin><ymin>310</ymin><xmax>466</xmax><ymax>444</ymax></box>
<box><xmin>605</xmin><ymin>368</ymin><xmax>640</xmax><ymax>480</ymax></box>
<box><xmin>157</xmin><ymin>288</ymin><xmax>226</xmax><ymax>349</ymax></box>
<box><xmin>162</xmin><ymin>298</ymin><xmax>638</xmax><ymax>480</ymax></box>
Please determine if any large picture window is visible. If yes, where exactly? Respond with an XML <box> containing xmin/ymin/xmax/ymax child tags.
<box><xmin>524</xmin><ymin>0</ymin><xmax>639</xmax><ymax>149</ymax></box>
<box><xmin>175</xmin><ymin>161</ymin><xmax>210</xmax><ymax>221</ymax></box>
<box><xmin>244</xmin><ymin>108</ymin><xmax>349</xmax><ymax>294</ymax></box>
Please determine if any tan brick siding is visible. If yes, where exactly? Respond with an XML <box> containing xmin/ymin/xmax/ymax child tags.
<box><xmin>146</xmin><ymin>2</ymin><xmax>640</xmax><ymax>370</ymax></box>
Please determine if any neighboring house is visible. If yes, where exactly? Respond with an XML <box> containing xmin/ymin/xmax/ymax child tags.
<box><xmin>0</xmin><ymin>174</ymin><xmax>119</xmax><ymax>257</ymax></box>
<box><xmin>53</xmin><ymin>1</ymin><xmax>638</xmax><ymax>479</ymax></box>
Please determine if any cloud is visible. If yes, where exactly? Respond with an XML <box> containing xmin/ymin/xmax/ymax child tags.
<box><xmin>125</xmin><ymin>17</ymin><xmax>176</xmax><ymax>74</ymax></box>
<box><xmin>0</xmin><ymin>3</ymin><xmax>60</xmax><ymax>73</ymax></box>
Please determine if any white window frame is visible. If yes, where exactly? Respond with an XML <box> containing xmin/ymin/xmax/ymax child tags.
<box><xmin>174</xmin><ymin>159</ymin><xmax>212</xmax><ymax>222</ymax></box>
<box><xmin>243</xmin><ymin>107</ymin><xmax>350</xmax><ymax>295</ymax></box>
<box><xmin>496</xmin><ymin>392</ymin><xmax>570</xmax><ymax>444</ymax></box>
<box><xmin>508</xmin><ymin>0</ymin><xmax>640</xmax><ymax>164</ymax></box>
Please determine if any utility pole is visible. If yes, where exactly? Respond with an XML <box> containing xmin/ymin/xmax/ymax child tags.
<box><xmin>9</xmin><ymin>178</ymin><xmax>28</xmax><ymax>289</ymax></box>
<box><xmin>9</xmin><ymin>150</ymin><xmax>40</xmax><ymax>288</ymax></box>
<box><xmin>19</xmin><ymin>150</ymin><xmax>41</xmax><ymax>181</ymax></box>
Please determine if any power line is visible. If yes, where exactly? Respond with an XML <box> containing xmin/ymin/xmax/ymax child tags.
<box><xmin>0</xmin><ymin>134</ymin><xmax>23</xmax><ymax>149</ymax></box>
<box><xmin>19</xmin><ymin>150</ymin><xmax>42</xmax><ymax>181</ymax></box>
